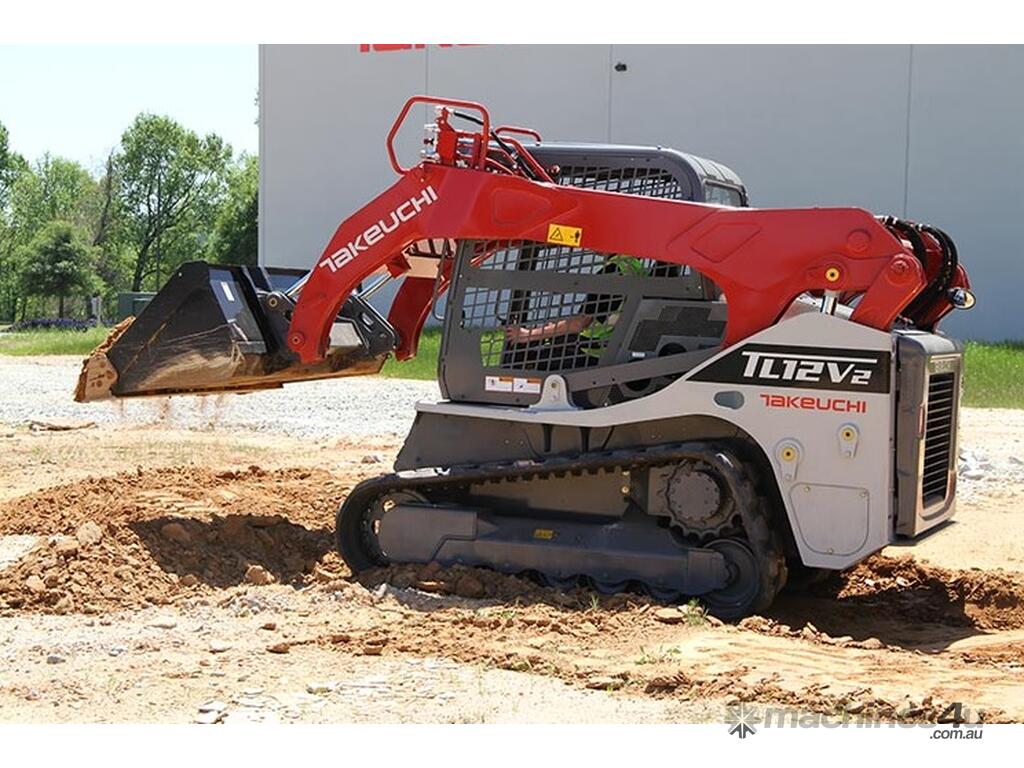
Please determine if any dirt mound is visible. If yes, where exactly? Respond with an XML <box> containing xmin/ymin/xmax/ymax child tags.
<box><xmin>0</xmin><ymin>466</ymin><xmax>352</xmax><ymax>613</ymax></box>
<box><xmin>822</xmin><ymin>554</ymin><xmax>1024</xmax><ymax>631</ymax></box>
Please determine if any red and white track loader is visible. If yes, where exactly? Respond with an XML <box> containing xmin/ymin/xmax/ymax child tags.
<box><xmin>76</xmin><ymin>97</ymin><xmax>975</xmax><ymax>616</ymax></box>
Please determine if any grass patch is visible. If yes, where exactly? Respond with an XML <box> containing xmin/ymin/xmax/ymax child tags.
<box><xmin>379</xmin><ymin>327</ymin><xmax>442</xmax><ymax>380</ymax></box>
<box><xmin>963</xmin><ymin>341</ymin><xmax>1024</xmax><ymax>408</ymax></box>
<box><xmin>0</xmin><ymin>325</ymin><xmax>110</xmax><ymax>356</ymax></box>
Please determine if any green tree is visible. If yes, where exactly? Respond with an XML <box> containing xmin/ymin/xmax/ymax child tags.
<box><xmin>114</xmin><ymin>114</ymin><xmax>230</xmax><ymax>290</ymax></box>
<box><xmin>1</xmin><ymin>154</ymin><xmax>101</xmax><ymax>320</ymax></box>
<box><xmin>210</xmin><ymin>153</ymin><xmax>258</xmax><ymax>265</ymax></box>
<box><xmin>0</xmin><ymin>120</ymin><xmax>19</xmax><ymax>209</ymax></box>
<box><xmin>17</xmin><ymin>221</ymin><xmax>98</xmax><ymax>317</ymax></box>
<box><xmin>0</xmin><ymin>121</ymin><xmax>30</xmax><ymax>321</ymax></box>
<box><xmin>9</xmin><ymin>154</ymin><xmax>98</xmax><ymax>235</ymax></box>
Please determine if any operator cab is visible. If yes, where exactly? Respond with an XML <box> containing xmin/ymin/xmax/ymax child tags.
<box><xmin>439</xmin><ymin>143</ymin><xmax>746</xmax><ymax>408</ymax></box>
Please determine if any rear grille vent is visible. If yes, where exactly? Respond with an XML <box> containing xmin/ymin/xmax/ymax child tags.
<box><xmin>922</xmin><ymin>372</ymin><xmax>955</xmax><ymax>504</ymax></box>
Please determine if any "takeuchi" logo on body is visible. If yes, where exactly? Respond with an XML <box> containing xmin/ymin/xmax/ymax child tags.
<box><xmin>318</xmin><ymin>186</ymin><xmax>438</xmax><ymax>273</ymax></box>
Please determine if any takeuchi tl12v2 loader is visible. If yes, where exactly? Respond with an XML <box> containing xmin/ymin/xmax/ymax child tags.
<box><xmin>76</xmin><ymin>97</ymin><xmax>976</xmax><ymax>617</ymax></box>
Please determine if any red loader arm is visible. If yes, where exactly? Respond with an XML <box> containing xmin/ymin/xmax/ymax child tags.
<box><xmin>287</xmin><ymin>97</ymin><xmax>961</xmax><ymax>366</ymax></box>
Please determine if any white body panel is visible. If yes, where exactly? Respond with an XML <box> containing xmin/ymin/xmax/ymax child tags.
<box><xmin>417</xmin><ymin>312</ymin><xmax>896</xmax><ymax>570</ymax></box>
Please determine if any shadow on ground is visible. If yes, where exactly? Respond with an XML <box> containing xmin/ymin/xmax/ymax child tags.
<box><xmin>131</xmin><ymin>514</ymin><xmax>333</xmax><ymax>589</ymax></box>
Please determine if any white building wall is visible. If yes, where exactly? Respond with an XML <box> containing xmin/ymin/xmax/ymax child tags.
<box><xmin>259</xmin><ymin>44</ymin><xmax>1024</xmax><ymax>340</ymax></box>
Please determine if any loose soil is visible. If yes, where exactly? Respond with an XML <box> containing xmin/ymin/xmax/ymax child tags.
<box><xmin>0</xmin><ymin>458</ymin><xmax>1022</xmax><ymax>723</ymax></box>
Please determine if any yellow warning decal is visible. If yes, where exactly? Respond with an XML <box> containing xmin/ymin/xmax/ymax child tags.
<box><xmin>547</xmin><ymin>223</ymin><xmax>582</xmax><ymax>247</ymax></box>
<box><xmin>533</xmin><ymin>528</ymin><xmax>556</xmax><ymax>540</ymax></box>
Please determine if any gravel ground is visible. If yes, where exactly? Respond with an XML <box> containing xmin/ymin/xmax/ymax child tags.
<box><xmin>0</xmin><ymin>357</ymin><xmax>439</xmax><ymax>440</ymax></box>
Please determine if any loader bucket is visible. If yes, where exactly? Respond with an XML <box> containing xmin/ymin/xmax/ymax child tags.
<box><xmin>75</xmin><ymin>261</ymin><xmax>397</xmax><ymax>401</ymax></box>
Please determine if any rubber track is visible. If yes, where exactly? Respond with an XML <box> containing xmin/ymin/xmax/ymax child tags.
<box><xmin>336</xmin><ymin>440</ymin><xmax>788</xmax><ymax>611</ymax></box>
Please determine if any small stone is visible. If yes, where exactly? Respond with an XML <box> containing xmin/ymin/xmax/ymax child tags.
<box><xmin>46</xmin><ymin>654</ymin><xmax>65</xmax><ymax>664</ymax></box>
<box><xmin>160</xmin><ymin>522</ymin><xmax>192</xmax><ymax>546</ymax></box>
<box><xmin>53</xmin><ymin>595</ymin><xmax>73</xmax><ymax>614</ymax></box>
<box><xmin>585</xmin><ymin>675</ymin><xmax>623</xmax><ymax>690</ymax></box>
<box><xmin>75</xmin><ymin>521</ymin><xmax>103</xmax><ymax>547</ymax></box>
<box><xmin>313</xmin><ymin>565</ymin><xmax>341</xmax><ymax>583</ymax></box>
<box><xmin>109</xmin><ymin>646</ymin><xmax>126</xmax><ymax>657</ymax></box>
<box><xmin>654</xmin><ymin>607</ymin><xmax>686</xmax><ymax>624</ymax></box>
<box><xmin>845</xmin><ymin>701</ymin><xmax>866</xmax><ymax>714</ymax></box>
<box><xmin>390</xmin><ymin>571</ymin><xmax>417</xmax><ymax>589</ymax></box>
<box><xmin>857</xmin><ymin>637</ymin><xmax>884</xmax><ymax>650</ymax></box>
<box><xmin>244</xmin><ymin>565</ymin><xmax>274</xmax><ymax>586</ymax></box>
<box><xmin>266</xmin><ymin>642</ymin><xmax>290</xmax><ymax>654</ymax></box>
<box><xmin>25</xmin><ymin>575</ymin><xmax>46</xmax><ymax>594</ymax></box>
<box><xmin>306</xmin><ymin>681</ymin><xmax>337</xmax><ymax>694</ymax></box>
<box><xmin>43</xmin><ymin>572</ymin><xmax>60</xmax><ymax>588</ymax></box>
<box><xmin>360</xmin><ymin>453</ymin><xmax>384</xmax><ymax>464</ymax></box>
<box><xmin>454</xmin><ymin>574</ymin><xmax>485</xmax><ymax>599</ymax></box>
<box><xmin>194</xmin><ymin>711</ymin><xmax>223</xmax><ymax>725</ymax></box>
<box><xmin>705</xmin><ymin>615</ymin><xmax>724</xmax><ymax>628</ymax></box>
<box><xmin>179</xmin><ymin>574</ymin><xmax>199</xmax><ymax>587</ymax></box>
<box><xmin>738</xmin><ymin>616</ymin><xmax>771</xmax><ymax>632</ymax></box>
<box><xmin>198</xmin><ymin>700</ymin><xmax>227</xmax><ymax>713</ymax></box>
<box><xmin>259</xmin><ymin>621</ymin><xmax>277</xmax><ymax>631</ymax></box>
<box><xmin>53</xmin><ymin>537</ymin><xmax>79</xmax><ymax>557</ymax></box>
<box><xmin>209</xmin><ymin>641</ymin><xmax>233</xmax><ymax>654</ymax></box>
<box><xmin>150</xmin><ymin>617</ymin><xmax>177</xmax><ymax>629</ymax></box>
<box><xmin>415</xmin><ymin>580</ymin><xmax>450</xmax><ymax>594</ymax></box>
<box><xmin>420</xmin><ymin>561</ymin><xmax>443</xmax><ymax>578</ymax></box>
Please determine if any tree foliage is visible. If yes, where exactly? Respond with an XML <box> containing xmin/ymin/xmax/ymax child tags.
<box><xmin>210</xmin><ymin>153</ymin><xmax>258</xmax><ymax>265</ymax></box>
<box><xmin>0</xmin><ymin>112</ymin><xmax>256</xmax><ymax>322</ymax></box>
<box><xmin>0</xmin><ymin>121</ymin><xmax>20</xmax><ymax>209</ymax></box>
<box><xmin>114</xmin><ymin>114</ymin><xmax>231</xmax><ymax>291</ymax></box>
<box><xmin>17</xmin><ymin>221</ymin><xmax>98</xmax><ymax>317</ymax></box>
<box><xmin>10</xmin><ymin>154</ymin><xmax>99</xmax><ymax>236</ymax></box>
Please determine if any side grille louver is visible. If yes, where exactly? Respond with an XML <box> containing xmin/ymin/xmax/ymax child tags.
<box><xmin>921</xmin><ymin>372</ymin><xmax>955</xmax><ymax>504</ymax></box>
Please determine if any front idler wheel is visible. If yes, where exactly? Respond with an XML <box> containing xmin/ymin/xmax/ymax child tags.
<box><xmin>336</xmin><ymin>488</ymin><xmax>428</xmax><ymax>573</ymax></box>
<box><xmin>702</xmin><ymin>538</ymin><xmax>763</xmax><ymax>619</ymax></box>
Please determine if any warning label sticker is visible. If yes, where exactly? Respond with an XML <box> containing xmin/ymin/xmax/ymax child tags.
<box><xmin>513</xmin><ymin>377</ymin><xmax>542</xmax><ymax>394</ymax></box>
<box><xmin>485</xmin><ymin>375</ymin><xmax>513</xmax><ymax>393</ymax></box>
<box><xmin>485</xmin><ymin>375</ymin><xmax>542</xmax><ymax>394</ymax></box>
<box><xmin>546</xmin><ymin>223</ymin><xmax>582</xmax><ymax>247</ymax></box>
